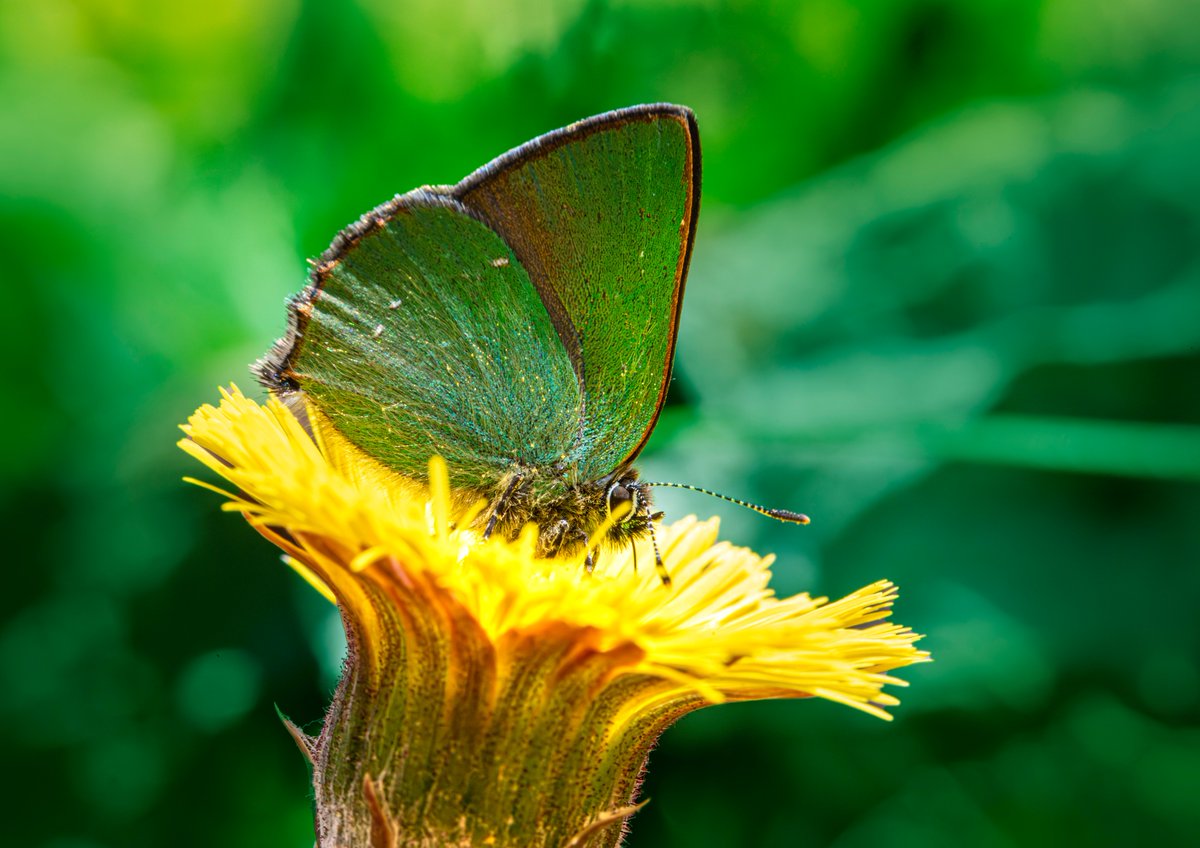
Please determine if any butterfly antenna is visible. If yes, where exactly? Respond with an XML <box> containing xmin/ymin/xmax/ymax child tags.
<box><xmin>647</xmin><ymin>518</ymin><xmax>671</xmax><ymax>586</ymax></box>
<box><xmin>643</xmin><ymin>482</ymin><xmax>810</xmax><ymax>525</ymax></box>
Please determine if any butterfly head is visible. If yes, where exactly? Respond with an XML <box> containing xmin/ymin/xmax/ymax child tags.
<box><xmin>603</xmin><ymin>474</ymin><xmax>658</xmax><ymax>544</ymax></box>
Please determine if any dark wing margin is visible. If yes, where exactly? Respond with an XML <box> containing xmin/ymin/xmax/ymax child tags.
<box><xmin>254</xmin><ymin>190</ymin><xmax>460</xmax><ymax>396</ymax></box>
<box><xmin>450</xmin><ymin>104</ymin><xmax>701</xmax><ymax>478</ymax></box>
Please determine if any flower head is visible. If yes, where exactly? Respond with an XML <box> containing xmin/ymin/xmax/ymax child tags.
<box><xmin>180</xmin><ymin>386</ymin><xmax>928</xmax><ymax>847</ymax></box>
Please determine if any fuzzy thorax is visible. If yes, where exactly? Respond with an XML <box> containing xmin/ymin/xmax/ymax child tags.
<box><xmin>471</xmin><ymin>469</ymin><xmax>655</xmax><ymax>560</ymax></box>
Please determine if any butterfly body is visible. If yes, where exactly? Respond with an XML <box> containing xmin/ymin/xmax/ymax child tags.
<box><xmin>255</xmin><ymin>105</ymin><xmax>699</xmax><ymax>565</ymax></box>
<box><xmin>469</xmin><ymin>468</ymin><xmax>653</xmax><ymax>559</ymax></box>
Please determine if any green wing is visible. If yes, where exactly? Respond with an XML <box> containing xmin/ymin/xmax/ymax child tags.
<box><xmin>257</xmin><ymin>192</ymin><xmax>582</xmax><ymax>489</ymax></box>
<box><xmin>452</xmin><ymin>104</ymin><xmax>700</xmax><ymax>481</ymax></box>
<box><xmin>257</xmin><ymin>105</ymin><xmax>699</xmax><ymax>490</ymax></box>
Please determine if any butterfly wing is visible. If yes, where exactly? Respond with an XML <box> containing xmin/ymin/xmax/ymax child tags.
<box><xmin>450</xmin><ymin>104</ymin><xmax>700</xmax><ymax>481</ymax></box>
<box><xmin>256</xmin><ymin>192</ymin><xmax>583</xmax><ymax>490</ymax></box>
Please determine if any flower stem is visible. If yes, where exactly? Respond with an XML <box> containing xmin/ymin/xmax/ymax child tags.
<box><xmin>301</xmin><ymin>554</ymin><xmax>671</xmax><ymax>847</ymax></box>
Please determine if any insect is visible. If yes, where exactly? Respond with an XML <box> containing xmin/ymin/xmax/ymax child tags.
<box><xmin>255</xmin><ymin>104</ymin><xmax>807</xmax><ymax>583</ymax></box>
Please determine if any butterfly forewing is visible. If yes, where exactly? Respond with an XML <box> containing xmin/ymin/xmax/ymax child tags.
<box><xmin>285</xmin><ymin>194</ymin><xmax>583</xmax><ymax>489</ymax></box>
<box><xmin>454</xmin><ymin>105</ymin><xmax>700</xmax><ymax>479</ymax></box>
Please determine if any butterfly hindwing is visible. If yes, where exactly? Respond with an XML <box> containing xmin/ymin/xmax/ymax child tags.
<box><xmin>268</xmin><ymin>193</ymin><xmax>583</xmax><ymax>490</ymax></box>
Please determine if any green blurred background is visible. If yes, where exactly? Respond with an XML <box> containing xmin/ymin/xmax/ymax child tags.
<box><xmin>3</xmin><ymin>0</ymin><xmax>1198</xmax><ymax>845</ymax></box>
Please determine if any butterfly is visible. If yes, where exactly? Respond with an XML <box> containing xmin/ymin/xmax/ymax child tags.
<box><xmin>255</xmin><ymin>104</ymin><xmax>806</xmax><ymax>582</ymax></box>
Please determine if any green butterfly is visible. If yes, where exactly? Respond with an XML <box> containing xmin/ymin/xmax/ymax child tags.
<box><xmin>255</xmin><ymin>104</ymin><xmax>804</xmax><ymax>581</ymax></box>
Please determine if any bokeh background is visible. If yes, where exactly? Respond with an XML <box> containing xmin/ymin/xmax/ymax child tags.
<box><xmin>3</xmin><ymin>0</ymin><xmax>1198</xmax><ymax>845</ymax></box>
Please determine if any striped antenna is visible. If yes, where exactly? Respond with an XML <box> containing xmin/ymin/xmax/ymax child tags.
<box><xmin>647</xmin><ymin>519</ymin><xmax>670</xmax><ymax>586</ymax></box>
<box><xmin>632</xmin><ymin>510</ymin><xmax>672</xmax><ymax>586</ymax></box>
<box><xmin>644</xmin><ymin>482</ymin><xmax>810</xmax><ymax>525</ymax></box>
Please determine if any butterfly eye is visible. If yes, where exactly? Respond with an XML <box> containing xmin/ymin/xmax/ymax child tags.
<box><xmin>607</xmin><ymin>483</ymin><xmax>633</xmax><ymax>518</ymax></box>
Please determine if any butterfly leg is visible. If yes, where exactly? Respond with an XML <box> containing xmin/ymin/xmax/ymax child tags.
<box><xmin>545</xmin><ymin>519</ymin><xmax>570</xmax><ymax>557</ymax></box>
<box><xmin>573</xmin><ymin>529</ymin><xmax>598</xmax><ymax>573</ymax></box>
<box><xmin>483</xmin><ymin>472</ymin><xmax>525</xmax><ymax>541</ymax></box>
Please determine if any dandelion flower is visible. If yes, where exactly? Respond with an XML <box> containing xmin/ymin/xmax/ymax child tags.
<box><xmin>180</xmin><ymin>386</ymin><xmax>929</xmax><ymax>847</ymax></box>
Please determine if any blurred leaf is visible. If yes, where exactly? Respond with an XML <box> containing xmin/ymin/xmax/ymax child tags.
<box><xmin>2</xmin><ymin>0</ymin><xmax>1198</xmax><ymax>844</ymax></box>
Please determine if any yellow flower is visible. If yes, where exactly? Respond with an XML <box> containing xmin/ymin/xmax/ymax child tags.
<box><xmin>180</xmin><ymin>386</ymin><xmax>929</xmax><ymax>848</ymax></box>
